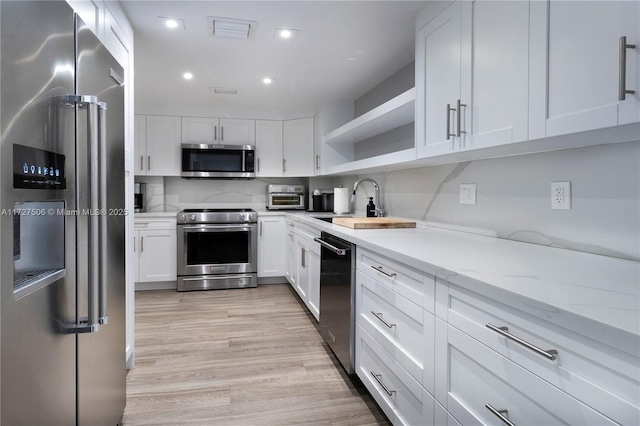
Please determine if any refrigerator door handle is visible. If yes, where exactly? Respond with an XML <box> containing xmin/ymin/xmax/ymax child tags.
<box><xmin>98</xmin><ymin>101</ymin><xmax>109</xmax><ymax>325</ymax></box>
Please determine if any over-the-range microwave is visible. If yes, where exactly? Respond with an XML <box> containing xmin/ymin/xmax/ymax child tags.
<box><xmin>181</xmin><ymin>144</ymin><xmax>255</xmax><ymax>179</ymax></box>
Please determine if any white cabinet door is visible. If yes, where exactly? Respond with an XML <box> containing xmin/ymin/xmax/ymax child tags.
<box><xmin>460</xmin><ymin>0</ymin><xmax>530</xmax><ymax>150</ymax></box>
<box><xmin>295</xmin><ymin>240</ymin><xmax>309</xmax><ymax>300</ymax></box>
<box><xmin>255</xmin><ymin>120</ymin><xmax>283</xmax><ymax>177</ymax></box>
<box><xmin>283</xmin><ymin>118</ymin><xmax>314</xmax><ymax>177</ymax></box>
<box><xmin>416</xmin><ymin>1</ymin><xmax>462</xmax><ymax>158</ymax></box>
<box><xmin>145</xmin><ymin>115</ymin><xmax>181</xmax><ymax>176</ymax></box>
<box><xmin>307</xmin><ymin>245</ymin><xmax>320</xmax><ymax>321</ymax></box>
<box><xmin>134</xmin><ymin>114</ymin><xmax>147</xmax><ymax>175</ymax></box>
<box><xmin>284</xmin><ymin>222</ymin><xmax>296</xmax><ymax>287</ymax></box>
<box><xmin>530</xmin><ymin>0</ymin><xmax>640</xmax><ymax>138</ymax></box>
<box><xmin>219</xmin><ymin>118</ymin><xmax>255</xmax><ymax>145</ymax></box>
<box><xmin>138</xmin><ymin>229</ymin><xmax>177</xmax><ymax>282</ymax></box>
<box><xmin>257</xmin><ymin>216</ymin><xmax>286</xmax><ymax>277</ymax></box>
<box><xmin>181</xmin><ymin>117</ymin><xmax>218</xmax><ymax>143</ymax></box>
<box><xmin>67</xmin><ymin>0</ymin><xmax>104</xmax><ymax>39</ymax></box>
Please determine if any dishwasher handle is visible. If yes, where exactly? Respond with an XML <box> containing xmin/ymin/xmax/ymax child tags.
<box><xmin>314</xmin><ymin>237</ymin><xmax>349</xmax><ymax>256</ymax></box>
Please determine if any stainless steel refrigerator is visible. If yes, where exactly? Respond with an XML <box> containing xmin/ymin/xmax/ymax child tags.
<box><xmin>1</xmin><ymin>1</ymin><xmax>126</xmax><ymax>424</ymax></box>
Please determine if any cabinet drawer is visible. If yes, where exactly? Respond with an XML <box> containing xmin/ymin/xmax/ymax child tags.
<box><xmin>135</xmin><ymin>217</ymin><xmax>176</xmax><ymax>230</ymax></box>
<box><xmin>445</xmin><ymin>285</ymin><xmax>639</xmax><ymax>425</ymax></box>
<box><xmin>357</xmin><ymin>325</ymin><xmax>433</xmax><ymax>426</ymax></box>
<box><xmin>357</xmin><ymin>248</ymin><xmax>435</xmax><ymax>313</ymax></box>
<box><xmin>357</xmin><ymin>270</ymin><xmax>435</xmax><ymax>394</ymax></box>
<box><xmin>444</xmin><ymin>325</ymin><xmax>617</xmax><ymax>426</ymax></box>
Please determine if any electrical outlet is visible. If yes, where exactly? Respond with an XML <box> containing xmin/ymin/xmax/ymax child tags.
<box><xmin>459</xmin><ymin>184</ymin><xmax>476</xmax><ymax>205</ymax></box>
<box><xmin>551</xmin><ymin>181</ymin><xmax>571</xmax><ymax>209</ymax></box>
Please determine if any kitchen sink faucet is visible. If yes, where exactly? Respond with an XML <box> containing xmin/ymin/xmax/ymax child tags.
<box><xmin>351</xmin><ymin>178</ymin><xmax>385</xmax><ymax>217</ymax></box>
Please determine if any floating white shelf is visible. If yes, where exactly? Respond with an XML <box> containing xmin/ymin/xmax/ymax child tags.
<box><xmin>323</xmin><ymin>88</ymin><xmax>415</xmax><ymax>146</ymax></box>
<box><xmin>323</xmin><ymin>148</ymin><xmax>417</xmax><ymax>175</ymax></box>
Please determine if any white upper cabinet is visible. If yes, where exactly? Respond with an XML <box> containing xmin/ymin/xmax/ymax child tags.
<box><xmin>283</xmin><ymin>117</ymin><xmax>314</xmax><ymax>177</ymax></box>
<box><xmin>219</xmin><ymin>118</ymin><xmax>255</xmax><ymax>145</ymax></box>
<box><xmin>181</xmin><ymin>117</ymin><xmax>255</xmax><ymax>145</ymax></box>
<box><xmin>145</xmin><ymin>115</ymin><xmax>181</xmax><ymax>176</ymax></box>
<box><xmin>416</xmin><ymin>0</ymin><xmax>530</xmax><ymax>158</ymax></box>
<box><xmin>416</xmin><ymin>1</ymin><xmax>462</xmax><ymax>158</ymax></box>
<box><xmin>529</xmin><ymin>0</ymin><xmax>640</xmax><ymax>138</ymax></box>
<box><xmin>134</xmin><ymin>114</ymin><xmax>147</xmax><ymax>175</ymax></box>
<box><xmin>460</xmin><ymin>0</ymin><xmax>530</xmax><ymax>150</ymax></box>
<box><xmin>255</xmin><ymin>120</ymin><xmax>283</xmax><ymax>177</ymax></box>
<box><xmin>181</xmin><ymin>117</ymin><xmax>217</xmax><ymax>144</ymax></box>
<box><xmin>67</xmin><ymin>0</ymin><xmax>104</xmax><ymax>39</ymax></box>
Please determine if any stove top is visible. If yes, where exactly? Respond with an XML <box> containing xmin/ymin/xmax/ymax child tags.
<box><xmin>177</xmin><ymin>208</ymin><xmax>257</xmax><ymax>224</ymax></box>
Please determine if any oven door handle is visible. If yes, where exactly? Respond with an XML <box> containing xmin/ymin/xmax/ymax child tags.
<box><xmin>180</xmin><ymin>224</ymin><xmax>254</xmax><ymax>231</ymax></box>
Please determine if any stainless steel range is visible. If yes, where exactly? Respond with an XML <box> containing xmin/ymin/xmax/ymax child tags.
<box><xmin>177</xmin><ymin>208</ymin><xmax>258</xmax><ymax>291</ymax></box>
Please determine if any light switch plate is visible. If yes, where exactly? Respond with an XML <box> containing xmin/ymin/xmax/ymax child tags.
<box><xmin>551</xmin><ymin>181</ymin><xmax>571</xmax><ymax>209</ymax></box>
<box><xmin>459</xmin><ymin>184</ymin><xmax>476</xmax><ymax>205</ymax></box>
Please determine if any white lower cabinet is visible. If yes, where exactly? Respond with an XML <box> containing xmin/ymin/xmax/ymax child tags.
<box><xmin>353</xmin><ymin>248</ymin><xmax>637</xmax><ymax>425</ymax></box>
<box><xmin>439</xmin><ymin>325</ymin><xmax>617</xmax><ymax>426</ymax></box>
<box><xmin>284</xmin><ymin>219</ymin><xmax>321</xmax><ymax>321</ymax></box>
<box><xmin>257</xmin><ymin>216</ymin><xmax>286</xmax><ymax>277</ymax></box>
<box><xmin>133</xmin><ymin>218</ymin><xmax>177</xmax><ymax>283</ymax></box>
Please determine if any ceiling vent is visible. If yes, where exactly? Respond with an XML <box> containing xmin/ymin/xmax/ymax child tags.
<box><xmin>208</xmin><ymin>16</ymin><xmax>257</xmax><ymax>40</ymax></box>
<box><xmin>210</xmin><ymin>87</ymin><xmax>238</xmax><ymax>95</ymax></box>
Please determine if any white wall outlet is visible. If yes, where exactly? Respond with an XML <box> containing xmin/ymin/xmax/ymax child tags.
<box><xmin>459</xmin><ymin>184</ymin><xmax>476</xmax><ymax>205</ymax></box>
<box><xmin>551</xmin><ymin>181</ymin><xmax>571</xmax><ymax>210</ymax></box>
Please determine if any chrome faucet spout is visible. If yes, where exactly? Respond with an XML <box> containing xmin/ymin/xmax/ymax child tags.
<box><xmin>351</xmin><ymin>178</ymin><xmax>384</xmax><ymax>217</ymax></box>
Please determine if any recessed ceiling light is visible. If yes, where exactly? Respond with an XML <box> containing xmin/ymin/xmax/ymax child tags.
<box><xmin>183</xmin><ymin>72</ymin><xmax>193</xmax><ymax>80</ymax></box>
<box><xmin>159</xmin><ymin>16</ymin><xmax>185</xmax><ymax>30</ymax></box>
<box><xmin>262</xmin><ymin>77</ymin><xmax>274</xmax><ymax>84</ymax></box>
<box><xmin>274</xmin><ymin>28</ymin><xmax>299</xmax><ymax>39</ymax></box>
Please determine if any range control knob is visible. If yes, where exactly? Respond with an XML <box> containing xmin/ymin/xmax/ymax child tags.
<box><xmin>239</xmin><ymin>213</ymin><xmax>246</xmax><ymax>221</ymax></box>
<box><xmin>190</xmin><ymin>214</ymin><xmax>196</xmax><ymax>221</ymax></box>
<box><xmin>178</xmin><ymin>214</ymin><xmax>186</xmax><ymax>221</ymax></box>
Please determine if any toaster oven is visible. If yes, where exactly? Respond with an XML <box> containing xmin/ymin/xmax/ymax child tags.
<box><xmin>266</xmin><ymin>185</ymin><xmax>305</xmax><ymax>210</ymax></box>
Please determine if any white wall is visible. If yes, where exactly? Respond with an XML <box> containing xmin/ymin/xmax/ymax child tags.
<box><xmin>333</xmin><ymin>140</ymin><xmax>640</xmax><ymax>261</ymax></box>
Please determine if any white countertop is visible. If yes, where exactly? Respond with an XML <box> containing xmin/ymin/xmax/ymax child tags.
<box><xmin>271</xmin><ymin>211</ymin><xmax>639</xmax><ymax>353</ymax></box>
<box><xmin>135</xmin><ymin>211</ymin><xmax>179</xmax><ymax>218</ymax></box>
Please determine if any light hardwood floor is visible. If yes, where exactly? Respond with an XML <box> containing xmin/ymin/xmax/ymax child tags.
<box><xmin>123</xmin><ymin>284</ymin><xmax>390</xmax><ymax>425</ymax></box>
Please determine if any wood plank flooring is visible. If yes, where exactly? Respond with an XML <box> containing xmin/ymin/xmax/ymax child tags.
<box><xmin>123</xmin><ymin>284</ymin><xmax>390</xmax><ymax>425</ymax></box>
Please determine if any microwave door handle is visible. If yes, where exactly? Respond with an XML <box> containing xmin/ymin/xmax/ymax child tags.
<box><xmin>98</xmin><ymin>101</ymin><xmax>108</xmax><ymax>325</ymax></box>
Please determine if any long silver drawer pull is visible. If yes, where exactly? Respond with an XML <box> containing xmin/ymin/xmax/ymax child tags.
<box><xmin>371</xmin><ymin>311</ymin><xmax>396</xmax><ymax>328</ymax></box>
<box><xmin>456</xmin><ymin>99</ymin><xmax>467</xmax><ymax>137</ymax></box>
<box><xmin>370</xmin><ymin>371</ymin><xmax>396</xmax><ymax>396</ymax></box>
<box><xmin>619</xmin><ymin>36</ymin><xmax>637</xmax><ymax>101</ymax></box>
<box><xmin>371</xmin><ymin>265</ymin><xmax>396</xmax><ymax>278</ymax></box>
<box><xmin>486</xmin><ymin>323</ymin><xmax>558</xmax><ymax>361</ymax></box>
<box><xmin>446</xmin><ymin>103</ymin><xmax>456</xmax><ymax>140</ymax></box>
<box><xmin>486</xmin><ymin>404</ymin><xmax>515</xmax><ymax>426</ymax></box>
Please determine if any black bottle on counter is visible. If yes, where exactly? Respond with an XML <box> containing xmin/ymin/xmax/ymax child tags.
<box><xmin>366</xmin><ymin>197</ymin><xmax>376</xmax><ymax>217</ymax></box>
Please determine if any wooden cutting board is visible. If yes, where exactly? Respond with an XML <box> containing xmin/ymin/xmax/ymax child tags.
<box><xmin>333</xmin><ymin>217</ymin><xmax>416</xmax><ymax>229</ymax></box>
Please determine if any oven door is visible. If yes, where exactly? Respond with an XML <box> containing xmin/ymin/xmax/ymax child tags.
<box><xmin>177</xmin><ymin>223</ymin><xmax>257</xmax><ymax>276</ymax></box>
<box><xmin>267</xmin><ymin>193</ymin><xmax>304</xmax><ymax>210</ymax></box>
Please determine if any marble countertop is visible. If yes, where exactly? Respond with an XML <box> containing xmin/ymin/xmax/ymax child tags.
<box><xmin>135</xmin><ymin>211</ymin><xmax>179</xmax><ymax>218</ymax></box>
<box><xmin>271</xmin><ymin>211</ymin><xmax>639</xmax><ymax>352</ymax></box>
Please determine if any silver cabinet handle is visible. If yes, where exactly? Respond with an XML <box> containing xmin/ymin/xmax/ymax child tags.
<box><xmin>140</xmin><ymin>236</ymin><xmax>144</xmax><ymax>252</ymax></box>
<box><xmin>140</xmin><ymin>155</ymin><xmax>144</xmax><ymax>171</ymax></box>
<box><xmin>370</xmin><ymin>265</ymin><xmax>396</xmax><ymax>279</ymax></box>
<box><xmin>456</xmin><ymin>99</ymin><xmax>467</xmax><ymax>137</ymax></box>
<box><xmin>315</xmin><ymin>154</ymin><xmax>320</xmax><ymax>170</ymax></box>
<box><xmin>619</xmin><ymin>36</ymin><xmax>637</xmax><ymax>101</ymax></box>
<box><xmin>133</xmin><ymin>236</ymin><xmax>136</xmax><ymax>252</ymax></box>
<box><xmin>283</xmin><ymin>158</ymin><xmax>286</xmax><ymax>173</ymax></box>
<box><xmin>221</xmin><ymin>125</ymin><xmax>224</xmax><ymax>141</ymax></box>
<box><xmin>371</xmin><ymin>311</ymin><xmax>396</xmax><ymax>328</ymax></box>
<box><xmin>257</xmin><ymin>158</ymin><xmax>260</xmax><ymax>173</ymax></box>
<box><xmin>147</xmin><ymin>155</ymin><xmax>151</xmax><ymax>171</ymax></box>
<box><xmin>259</xmin><ymin>221</ymin><xmax>263</xmax><ymax>237</ymax></box>
<box><xmin>214</xmin><ymin>125</ymin><xmax>217</xmax><ymax>141</ymax></box>
<box><xmin>486</xmin><ymin>323</ymin><xmax>558</xmax><ymax>361</ymax></box>
<box><xmin>288</xmin><ymin>222</ymin><xmax>295</xmax><ymax>227</ymax></box>
<box><xmin>301</xmin><ymin>247</ymin><xmax>306</xmax><ymax>268</ymax></box>
<box><xmin>486</xmin><ymin>404</ymin><xmax>515</xmax><ymax>426</ymax></box>
<box><xmin>446</xmin><ymin>103</ymin><xmax>456</xmax><ymax>140</ymax></box>
<box><xmin>370</xmin><ymin>371</ymin><xmax>396</xmax><ymax>396</ymax></box>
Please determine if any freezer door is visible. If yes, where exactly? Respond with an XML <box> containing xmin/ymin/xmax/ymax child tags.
<box><xmin>0</xmin><ymin>2</ymin><xmax>77</xmax><ymax>425</ymax></box>
<box><xmin>75</xmin><ymin>16</ymin><xmax>126</xmax><ymax>426</ymax></box>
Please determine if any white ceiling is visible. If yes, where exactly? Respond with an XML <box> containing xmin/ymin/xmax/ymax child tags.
<box><xmin>120</xmin><ymin>1</ymin><xmax>424</xmax><ymax>112</ymax></box>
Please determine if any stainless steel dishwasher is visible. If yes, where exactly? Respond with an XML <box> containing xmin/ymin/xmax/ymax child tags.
<box><xmin>314</xmin><ymin>232</ymin><xmax>356</xmax><ymax>374</ymax></box>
